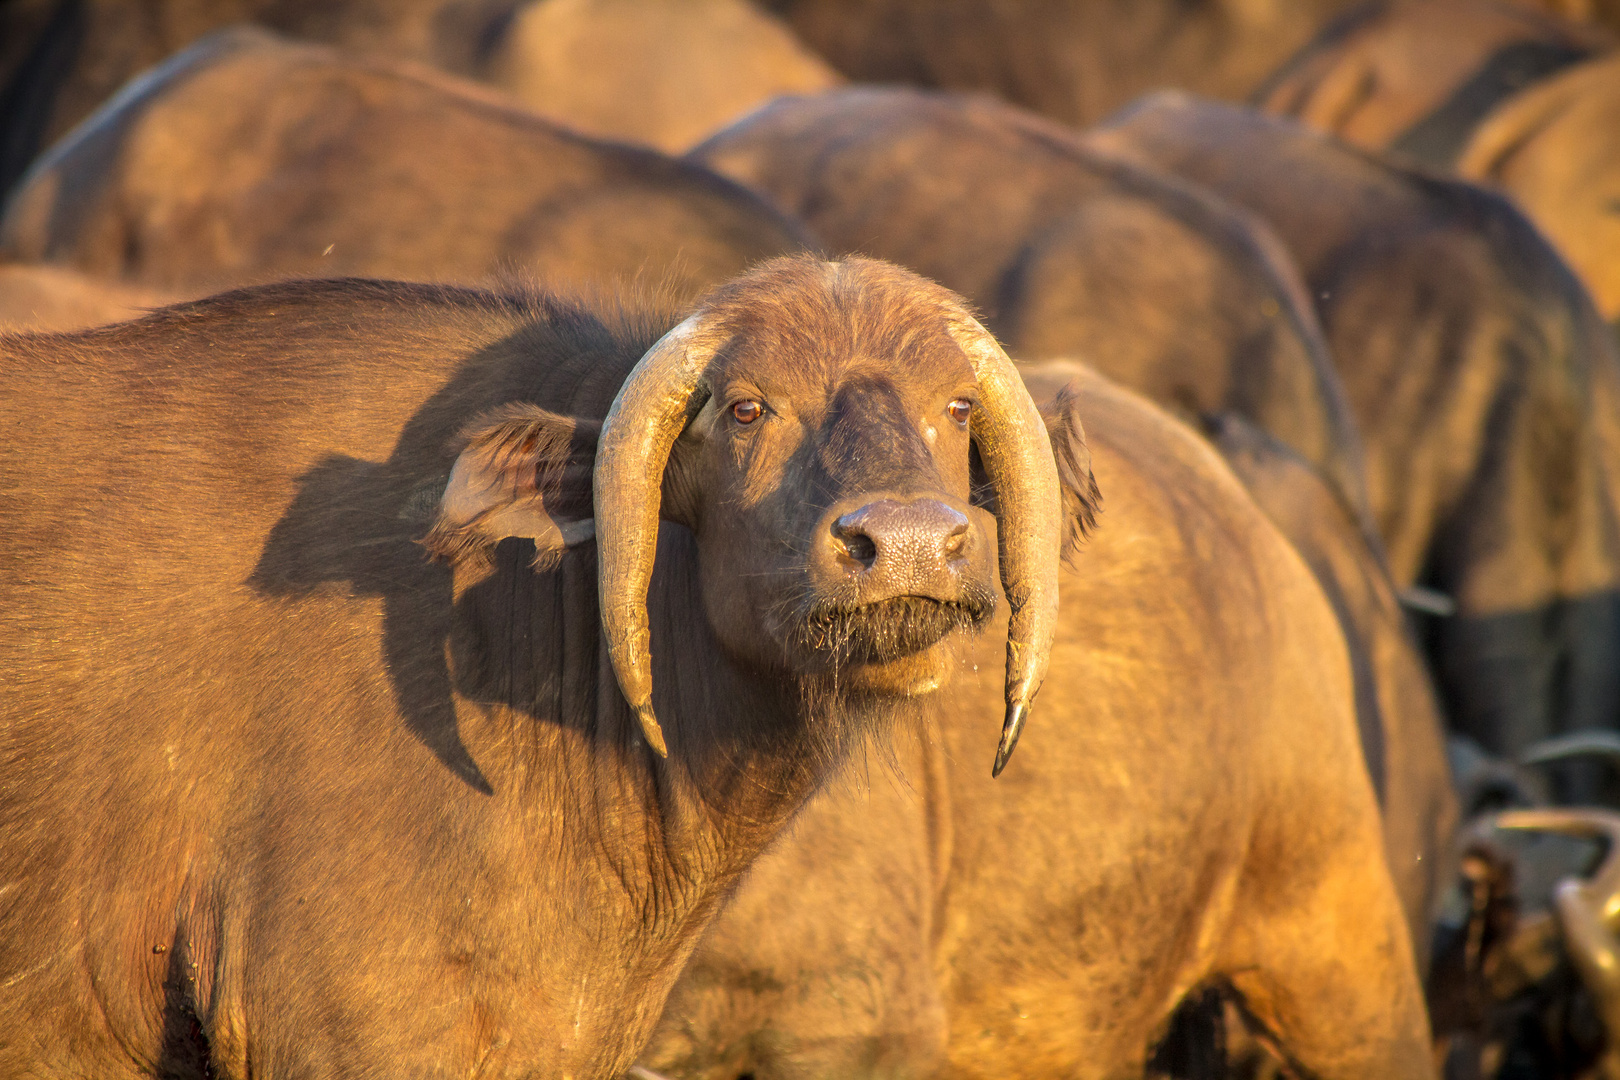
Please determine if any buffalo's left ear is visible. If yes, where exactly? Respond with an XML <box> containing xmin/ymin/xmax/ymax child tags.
<box><xmin>1039</xmin><ymin>381</ymin><xmax>1102</xmax><ymax>566</ymax></box>
<box><xmin>422</xmin><ymin>403</ymin><xmax>600</xmax><ymax>571</ymax></box>
<box><xmin>970</xmin><ymin>378</ymin><xmax>1101</xmax><ymax>567</ymax></box>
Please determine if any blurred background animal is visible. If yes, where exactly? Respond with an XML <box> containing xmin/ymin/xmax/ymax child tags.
<box><xmin>691</xmin><ymin>87</ymin><xmax>1371</xmax><ymax>530</ymax></box>
<box><xmin>1092</xmin><ymin>95</ymin><xmax>1620</xmax><ymax>797</ymax></box>
<box><xmin>0</xmin><ymin>28</ymin><xmax>812</xmax><ymax>300</ymax></box>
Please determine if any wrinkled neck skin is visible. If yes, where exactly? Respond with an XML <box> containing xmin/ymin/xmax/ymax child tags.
<box><xmin>443</xmin><ymin>525</ymin><xmax>949</xmax><ymax>1073</ymax></box>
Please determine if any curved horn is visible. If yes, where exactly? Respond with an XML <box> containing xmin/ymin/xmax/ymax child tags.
<box><xmin>594</xmin><ymin>315</ymin><xmax>718</xmax><ymax>758</ymax></box>
<box><xmin>1496</xmin><ymin>808</ymin><xmax>1620</xmax><ymax>927</ymax></box>
<box><xmin>1523</xmin><ymin>730</ymin><xmax>1620</xmax><ymax>771</ymax></box>
<box><xmin>1498</xmin><ymin>809</ymin><xmax>1620</xmax><ymax>1054</ymax></box>
<box><xmin>946</xmin><ymin>316</ymin><xmax>1063</xmax><ymax>777</ymax></box>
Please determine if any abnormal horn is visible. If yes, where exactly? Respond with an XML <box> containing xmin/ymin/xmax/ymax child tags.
<box><xmin>1496</xmin><ymin>808</ymin><xmax>1620</xmax><ymax>931</ymax></box>
<box><xmin>594</xmin><ymin>314</ymin><xmax>719</xmax><ymax>757</ymax></box>
<box><xmin>1497</xmin><ymin>809</ymin><xmax>1620</xmax><ymax>1050</ymax></box>
<box><xmin>946</xmin><ymin>315</ymin><xmax>1063</xmax><ymax>777</ymax></box>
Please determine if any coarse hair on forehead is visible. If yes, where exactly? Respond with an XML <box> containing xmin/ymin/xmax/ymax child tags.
<box><xmin>692</xmin><ymin>255</ymin><xmax>977</xmax><ymax>380</ymax></box>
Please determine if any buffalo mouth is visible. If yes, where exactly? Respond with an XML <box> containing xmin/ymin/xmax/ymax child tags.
<box><xmin>785</xmin><ymin>591</ymin><xmax>996</xmax><ymax>668</ymax></box>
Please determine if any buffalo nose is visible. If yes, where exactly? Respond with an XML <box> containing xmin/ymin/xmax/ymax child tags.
<box><xmin>832</xmin><ymin>499</ymin><xmax>971</xmax><ymax>575</ymax></box>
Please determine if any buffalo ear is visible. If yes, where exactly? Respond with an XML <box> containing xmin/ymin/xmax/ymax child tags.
<box><xmin>1039</xmin><ymin>382</ymin><xmax>1102</xmax><ymax>567</ymax></box>
<box><xmin>969</xmin><ymin>378</ymin><xmax>1100</xmax><ymax>567</ymax></box>
<box><xmin>422</xmin><ymin>403</ymin><xmax>600</xmax><ymax>571</ymax></box>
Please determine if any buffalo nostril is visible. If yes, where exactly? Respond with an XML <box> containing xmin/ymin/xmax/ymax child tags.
<box><xmin>840</xmin><ymin>529</ymin><xmax>878</xmax><ymax>568</ymax></box>
<box><xmin>832</xmin><ymin>499</ymin><xmax>970</xmax><ymax>575</ymax></box>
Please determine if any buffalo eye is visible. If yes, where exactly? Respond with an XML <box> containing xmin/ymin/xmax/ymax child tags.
<box><xmin>947</xmin><ymin>398</ymin><xmax>972</xmax><ymax>425</ymax></box>
<box><xmin>731</xmin><ymin>400</ymin><xmax>764</xmax><ymax>425</ymax></box>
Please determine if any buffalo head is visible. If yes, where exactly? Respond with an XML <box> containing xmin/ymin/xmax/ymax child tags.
<box><xmin>427</xmin><ymin>256</ymin><xmax>1092</xmax><ymax>773</ymax></box>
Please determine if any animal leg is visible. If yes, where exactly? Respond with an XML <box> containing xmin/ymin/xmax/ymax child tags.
<box><xmin>1217</xmin><ymin>830</ymin><xmax>1437</xmax><ymax>1079</ymax></box>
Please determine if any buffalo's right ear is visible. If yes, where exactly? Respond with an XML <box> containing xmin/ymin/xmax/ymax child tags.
<box><xmin>1039</xmin><ymin>381</ymin><xmax>1102</xmax><ymax>567</ymax></box>
<box><xmin>422</xmin><ymin>403</ymin><xmax>600</xmax><ymax>571</ymax></box>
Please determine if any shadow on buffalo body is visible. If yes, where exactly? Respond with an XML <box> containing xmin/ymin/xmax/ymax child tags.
<box><xmin>249</xmin><ymin>450</ymin><xmax>490</xmax><ymax>794</ymax></box>
<box><xmin>244</xmin><ymin>444</ymin><xmax>729</xmax><ymax>797</ymax></box>
<box><xmin>241</xmin><ymin>307</ymin><xmax>638</xmax><ymax>797</ymax></box>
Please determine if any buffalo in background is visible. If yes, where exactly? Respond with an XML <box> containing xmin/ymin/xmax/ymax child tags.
<box><xmin>0</xmin><ymin>0</ymin><xmax>840</xmax><ymax>198</ymax></box>
<box><xmin>0</xmin><ymin>28</ymin><xmax>811</xmax><ymax>300</ymax></box>
<box><xmin>0</xmin><ymin>262</ymin><xmax>171</xmax><ymax>331</ymax></box>
<box><xmin>1455</xmin><ymin>54</ymin><xmax>1620</xmax><ymax>324</ymax></box>
<box><xmin>1092</xmin><ymin>94</ymin><xmax>1620</xmax><ymax>789</ymax></box>
<box><xmin>756</xmin><ymin>0</ymin><xmax>1365</xmax><ymax>128</ymax></box>
<box><xmin>690</xmin><ymin>87</ymin><xmax>1372</xmax><ymax>533</ymax></box>
<box><xmin>1257</xmin><ymin>0</ymin><xmax>1611</xmax><ymax>173</ymax></box>
<box><xmin>1259</xmin><ymin>0</ymin><xmax>1620</xmax><ymax>324</ymax></box>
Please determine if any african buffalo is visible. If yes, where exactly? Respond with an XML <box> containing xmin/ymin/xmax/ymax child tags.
<box><xmin>1257</xmin><ymin>0</ymin><xmax>1610</xmax><ymax>172</ymax></box>
<box><xmin>1455</xmin><ymin>52</ymin><xmax>1620</xmax><ymax>323</ymax></box>
<box><xmin>0</xmin><ymin>262</ymin><xmax>173</xmax><ymax>332</ymax></box>
<box><xmin>1092</xmin><ymin>93</ymin><xmax>1620</xmax><ymax>787</ymax></box>
<box><xmin>0</xmin><ymin>0</ymin><xmax>530</xmax><ymax>199</ymax></box>
<box><xmin>635</xmin><ymin>361</ymin><xmax>1435</xmax><ymax>1080</ymax></box>
<box><xmin>482</xmin><ymin>0</ymin><xmax>841</xmax><ymax>152</ymax></box>
<box><xmin>0</xmin><ymin>27</ymin><xmax>811</xmax><ymax>299</ymax></box>
<box><xmin>690</xmin><ymin>87</ymin><xmax>1371</xmax><ymax>530</ymax></box>
<box><xmin>755</xmin><ymin>0</ymin><xmax>1365</xmax><ymax>128</ymax></box>
<box><xmin>0</xmin><ymin>0</ymin><xmax>837</xmax><ymax>198</ymax></box>
<box><xmin>0</xmin><ymin>255</ymin><xmax>1070</xmax><ymax>1077</ymax></box>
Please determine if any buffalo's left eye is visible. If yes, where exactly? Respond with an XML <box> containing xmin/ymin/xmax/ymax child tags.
<box><xmin>947</xmin><ymin>399</ymin><xmax>972</xmax><ymax>425</ymax></box>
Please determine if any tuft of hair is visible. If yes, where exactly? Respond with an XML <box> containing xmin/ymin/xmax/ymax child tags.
<box><xmin>692</xmin><ymin>254</ymin><xmax>978</xmax><ymax>379</ymax></box>
<box><xmin>1040</xmin><ymin>382</ymin><xmax>1103</xmax><ymax>565</ymax></box>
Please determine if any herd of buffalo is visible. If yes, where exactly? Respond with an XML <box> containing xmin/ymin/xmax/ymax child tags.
<box><xmin>6</xmin><ymin>0</ymin><xmax>1620</xmax><ymax>1077</ymax></box>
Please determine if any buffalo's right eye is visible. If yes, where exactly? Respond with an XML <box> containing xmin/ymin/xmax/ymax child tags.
<box><xmin>732</xmin><ymin>400</ymin><xmax>763</xmax><ymax>425</ymax></box>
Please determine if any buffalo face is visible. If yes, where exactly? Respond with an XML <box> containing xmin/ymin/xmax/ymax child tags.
<box><xmin>684</xmin><ymin>334</ymin><xmax>999</xmax><ymax>695</ymax></box>
<box><xmin>431</xmin><ymin>256</ymin><xmax>1077</xmax><ymax>768</ymax></box>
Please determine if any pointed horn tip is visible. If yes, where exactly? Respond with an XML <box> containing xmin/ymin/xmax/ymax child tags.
<box><xmin>635</xmin><ymin>704</ymin><xmax>668</xmax><ymax>758</ymax></box>
<box><xmin>991</xmin><ymin>700</ymin><xmax>1030</xmax><ymax>778</ymax></box>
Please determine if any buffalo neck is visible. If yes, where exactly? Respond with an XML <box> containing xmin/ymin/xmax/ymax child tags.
<box><xmin>444</xmin><ymin>521</ymin><xmax>929</xmax><ymax>943</ymax></box>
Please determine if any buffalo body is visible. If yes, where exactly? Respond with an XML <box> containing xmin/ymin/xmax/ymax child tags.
<box><xmin>1094</xmin><ymin>94</ymin><xmax>1620</xmax><ymax>778</ymax></box>
<box><xmin>0</xmin><ymin>28</ymin><xmax>811</xmax><ymax>299</ymax></box>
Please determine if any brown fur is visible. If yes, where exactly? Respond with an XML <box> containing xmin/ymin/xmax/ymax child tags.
<box><xmin>484</xmin><ymin>0</ymin><xmax>842</xmax><ymax>152</ymax></box>
<box><xmin>0</xmin><ymin>261</ymin><xmax>177</xmax><ymax>332</ymax></box>
<box><xmin>1257</xmin><ymin>0</ymin><xmax>1609</xmax><ymax>170</ymax></box>
<box><xmin>1202</xmin><ymin>408</ymin><xmax>1460</xmax><ymax>965</ymax></box>
<box><xmin>1532</xmin><ymin>0</ymin><xmax>1620</xmax><ymax>35</ymax></box>
<box><xmin>638</xmin><ymin>363</ymin><xmax>1435</xmax><ymax>1080</ymax></box>
<box><xmin>0</xmin><ymin>26</ymin><xmax>812</xmax><ymax>299</ymax></box>
<box><xmin>0</xmin><ymin>0</ymin><xmax>528</xmax><ymax>198</ymax></box>
<box><xmin>756</xmin><ymin>0</ymin><xmax>1363</xmax><ymax>128</ymax></box>
<box><xmin>690</xmin><ymin>86</ymin><xmax>1372</xmax><ymax>533</ymax></box>
<box><xmin>1457</xmin><ymin>51</ymin><xmax>1620</xmax><ymax>320</ymax></box>
<box><xmin>1095</xmin><ymin>93</ymin><xmax>1620</xmax><ymax>774</ymax></box>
